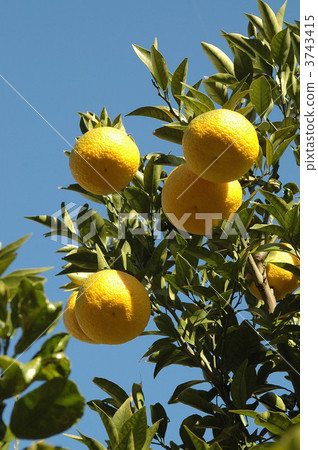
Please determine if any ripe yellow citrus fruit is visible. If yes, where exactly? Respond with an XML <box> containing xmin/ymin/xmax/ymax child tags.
<box><xmin>63</xmin><ymin>292</ymin><xmax>96</xmax><ymax>343</ymax></box>
<box><xmin>161</xmin><ymin>164</ymin><xmax>242</xmax><ymax>235</ymax></box>
<box><xmin>75</xmin><ymin>270</ymin><xmax>151</xmax><ymax>345</ymax></box>
<box><xmin>69</xmin><ymin>126</ymin><xmax>140</xmax><ymax>195</ymax></box>
<box><xmin>248</xmin><ymin>245</ymin><xmax>300</xmax><ymax>301</ymax></box>
<box><xmin>182</xmin><ymin>109</ymin><xmax>259</xmax><ymax>183</ymax></box>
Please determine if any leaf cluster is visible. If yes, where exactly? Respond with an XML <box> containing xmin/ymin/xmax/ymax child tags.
<box><xmin>0</xmin><ymin>236</ymin><xmax>85</xmax><ymax>449</ymax></box>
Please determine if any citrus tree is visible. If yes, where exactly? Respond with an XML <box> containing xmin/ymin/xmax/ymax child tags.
<box><xmin>2</xmin><ymin>1</ymin><xmax>300</xmax><ymax>448</ymax></box>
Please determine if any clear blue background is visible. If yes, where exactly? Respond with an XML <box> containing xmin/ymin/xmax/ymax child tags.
<box><xmin>0</xmin><ymin>1</ymin><xmax>299</xmax><ymax>448</ymax></box>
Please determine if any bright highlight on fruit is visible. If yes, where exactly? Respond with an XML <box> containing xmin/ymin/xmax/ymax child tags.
<box><xmin>182</xmin><ymin>109</ymin><xmax>259</xmax><ymax>183</ymax></box>
<box><xmin>74</xmin><ymin>270</ymin><xmax>151</xmax><ymax>345</ymax></box>
<box><xmin>63</xmin><ymin>292</ymin><xmax>96</xmax><ymax>344</ymax></box>
<box><xmin>69</xmin><ymin>126</ymin><xmax>140</xmax><ymax>195</ymax></box>
<box><xmin>161</xmin><ymin>163</ymin><xmax>242</xmax><ymax>235</ymax></box>
<box><xmin>248</xmin><ymin>245</ymin><xmax>300</xmax><ymax>301</ymax></box>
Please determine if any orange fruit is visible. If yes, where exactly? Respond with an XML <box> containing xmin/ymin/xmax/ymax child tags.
<box><xmin>63</xmin><ymin>292</ymin><xmax>96</xmax><ymax>343</ymax></box>
<box><xmin>75</xmin><ymin>270</ymin><xmax>151</xmax><ymax>345</ymax></box>
<box><xmin>182</xmin><ymin>109</ymin><xmax>259</xmax><ymax>183</ymax></box>
<box><xmin>69</xmin><ymin>126</ymin><xmax>140</xmax><ymax>195</ymax></box>
<box><xmin>161</xmin><ymin>163</ymin><xmax>242</xmax><ymax>235</ymax></box>
<box><xmin>248</xmin><ymin>245</ymin><xmax>300</xmax><ymax>301</ymax></box>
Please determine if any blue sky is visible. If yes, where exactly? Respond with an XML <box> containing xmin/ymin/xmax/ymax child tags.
<box><xmin>0</xmin><ymin>1</ymin><xmax>299</xmax><ymax>448</ymax></box>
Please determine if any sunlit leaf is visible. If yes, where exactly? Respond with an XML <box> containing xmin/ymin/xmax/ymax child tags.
<box><xmin>151</xmin><ymin>45</ymin><xmax>169</xmax><ymax>92</ymax></box>
<box><xmin>171</xmin><ymin>58</ymin><xmax>188</xmax><ymax>106</ymax></box>
<box><xmin>271</xmin><ymin>29</ymin><xmax>291</xmax><ymax>67</ymax></box>
<box><xmin>257</xmin><ymin>0</ymin><xmax>281</xmax><ymax>42</ymax></box>
<box><xmin>250</xmin><ymin>76</ymin><xmax>273</xmax><ymax>119</ymax></box>
<box><xmin>201</xmin><ymin>42</ymin><xmax>235</xmax><ymax>75</ymax></box>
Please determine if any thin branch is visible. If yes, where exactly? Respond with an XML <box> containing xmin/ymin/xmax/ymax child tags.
<box><xmin>242</xmin><ymin>238</ymin><xmax>277</xmax><ymax>316</ymax></box>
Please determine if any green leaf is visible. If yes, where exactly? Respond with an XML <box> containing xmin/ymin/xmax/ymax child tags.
<box><xmin>201</xmin><ymin>42</ymin><xmax>235</xmax><ymax>75</ymax></box>
<box><xmin>245</xmin><ymin>14</ymin><xmax>265</xmax><ymax>38</ymax></box>
<box><xmin>143</xmin><ymin>239</ymin><xmax>168</xmax><ymax>277</ymax></box>
<box><xmin>285</xmin><ymin>204</ymin><xmax>300</xmax><ymax>238</ymax></box>
<box><xmin>77</xmin><ymin>432</ymin><xmax>107</xmax><ymax>450</ymax></box>
<box><xmin>12</xmin><ymin>279</ymin><xmax>62</xmax><ymax>355</ymax></box>
<box><xmin>93</xmin><ymin>377</ymin><xmax>129</xmax><ymax>408</ymax></box>
<box><xmin>132</xmin><ymin>383</ymin><xmax>144</xmax><ymax>410</ymax></box>
<box><xmin>175</xmin><ymin>95</ymin><xmax>211</xmax><ymax>115</ymax></box>
<box><xmin>231</xmin><ymin>360</ymin><xmax>256</xmax><ymax>409</ymax></box>
<box><xmin>271</xmin><ymin>29</ymin><xmax>291</xmax><ymax>67</ymax></box>
<box><xmin>117</xmin><ymin>406</ymin><xmax>148</xmax><ymax>450</ymax></box>
<box><xmin>272</xmin><ymin>136</ymin><xmax>295</xmax><ymax>165</ymax></box>
<box><xmin>62</xmin><ymin>247</ymin><xmax>98</xmax><ymax>270</ymax></box>
<box><xmin>242</xmin><ymin>38</ymin><xmax>273</xmax><ymax>65</ymax></box>
<box><xmin>91</xmin><ymin>402</ymin><xmax>119</xmax><ymax>447</ymax></box>
<box><xmin>151</xmin><ymin>45</ymin><xmax>169</xmax><ymax>92</ymax></box>
<box><xmin>276</xmin><ymin>1</ymin><xmax>287</xmax><ymax>28</ymax></box>
<box><xmin>251</xmin><ymin>242</ymin><xmax>297</xmax><ymax>256</ymax></box>
<box><xmin>10</xmin><ymin>379</ymin><xmax>85</xmax><ymax>439</ymax></box>
<box><xmin>60</xmin><ymin>184</ymin><xmax>105</xmax><ymax>204</ymax></box>
<box><xmin>231</xmin><ymin>410</ymin><xmax>293</xmax><ymax>435</ymax></box>
<box><xmin>259</xmin><ymin>190</ymin><xmax>291</xmax><ymax>226</ymax></box>
<box><xmin>181</xmin><ymin>83</ymin><xmax>215</xmax><ymax>110</ymax></box>
<box><xmin>150</xmin><ymin>403</ymin><xmax>168</xmax><ymax>440</ymax></box>
<box><xmin>223</xmin><ymin>89</ymin><xmax>250</xmax><ymax>111</ymax></box>
<box><xmin>127</xmin><ymin>106</ymin><xmax>174</xmax><ymax>122</ymax></box>
<box><xmin>153</xmin><ymin>125</ymin><xmax>184</xmax><ymax>145</ymax></box>
<box><xmin>0</xmin><ymin>356</ymin><xmax>42</xmax><ymax>399</ymax></box>
<box><xmin>250</xmin><ymin>76</ymin><xmax>273</xmax><ymax>119</ymax></box>
<box><xmin>26</xmin><ymin>215</ymin><xmax>81</xmax><ymax>244</ymax></box>
<box><xmin>2</xmin><ymin>267</ymin><xmax>51</xmax><ymax>292</ymax></box>
<box><xmin>96</xmin><ymin>244</ymin><xmax>109</xmax><ymax>270</ymax></box>
<box><xmin>0</xmin><ymin>234</ymin><xmax>31</xmax><ymax>259</ymax></box>
<box><xmin>259</xmin><ymin>392</ymin><xmax>287</xmax><ymax>412</ymax></box>
<box><xmin>184</xmin><ymin>426</ymin><xmax>216</xmax><ymax>449</ymax></box>
<box><xmin>0</xmin><ymin>253</ymin><xmax>17</xmax><ymax>278</ymax></box>
<box><xmin>207</xmin><ymin>72</ymin><xmax>238</xmax><ymax>86</ymax></box>
<box><xmin>124</xmin><ymin>186</ymin><xmax>151</xmax><ymax>213</ymax></box>
<box><xmin>112</xmin><ymin>114</ymin><xmax>126</xmax><ymax>132</ymax></box>
<box><xmin>222</xmin><ymin>322</ymin><xmax>264</xmax><ymax>372</ymax></box>
<box><xmin>265</xmin><ymin>138</ymin><xmax>274</xmax><ymax>168</ymax></box>
<box><xmin>233</xmin><ymin>48</ymin><xmax>253</xmax><ymax>84</ymax></box>
<box><xmin>169</xmin><ymin>388</ymin><xmax>223</xmax><ymax>415</ymax></box>
<box><xmin>154</xmin><ymin>314</ymin><xmax>176</xmax><ymax>338</ymax></box>
<box><xmin>60</xmin><ymin>202</ymin><xmax>76</xmax><ymax>234</ymax></box>
<box><xmin>202</xmin><ymin>78</ymin><xmax>228</xmax><ymax>105</ymax></box>
<box><xmin>171</xmin><ymin>58</ymin><xmax>188</xmax><ymax>106</ymax></box>
<box><xmin>141</xmin><ymin>420</ymin><xmax>161</xmax><ymax>450</ymax></box>
<box><xmin>132</xmin><ymin>44</ymin><xmax>153</xmax><ymax>75</ymax></box>
<box><xmin>169</xmin><ymin>380</ymin><xmax>207</xmax><ymax>404</ymax></box>
<box><xmin>144</xmin><ymin>155</ymin><xmax>163</xmax><ymax>197</ymax></box>
<box><xmin>221</xmin><ymin>32</ymin><xmax>256</xmax><ymax>59</ymax></box>
<box><xmin>257</xmin><ymin>0</ymin><xmax>281</xmax><ymax>42</ymax></box>
<box><xmin>249</xmin><ymin>223</ymin><xmax>288</xmax><ymax>240</ymax></box>
<box><xmin>149</xmin><ymin>153</ymin><xmax>185</xmax><ymax>167</ymax></box>
<box><xmin>112</xmin><ymin>397</ymin><xmax>133</xmax><ymax>430</ymax></box>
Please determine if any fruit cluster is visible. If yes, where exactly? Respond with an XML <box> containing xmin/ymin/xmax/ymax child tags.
<box><xmin>161</xmin><ymin>109</ymin><xmax>260</xmax><ymax>236</ymax></box>
<box><xmin>64</xmin><ymin>109</ymin><xmax>298</xmax><ymax>345</ymax></box>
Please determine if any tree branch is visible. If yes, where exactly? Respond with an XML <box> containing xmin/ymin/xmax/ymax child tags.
<box><xmin>242</xmin><ymin>238</ymin><xmax>277</xmax><ymax>316</ymax></box>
